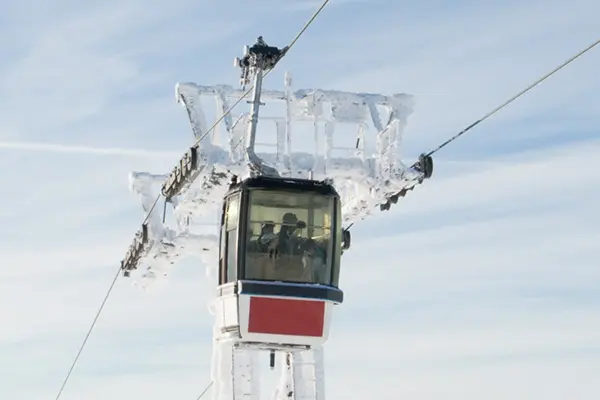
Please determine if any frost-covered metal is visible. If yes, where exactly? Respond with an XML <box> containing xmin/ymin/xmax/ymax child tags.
<box><xmin>127</xmin><ymin>71</ymin><xmax>425</xmax><ymax>281</ymax></box>
<box><xmin>123</xmin><ymin>36</ymin><xmax>428</xmax><ymax>400</ymax></box>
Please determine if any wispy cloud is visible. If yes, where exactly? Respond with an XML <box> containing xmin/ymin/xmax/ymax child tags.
<box><xmin>1</xmin><ymin>0</ymin><xmax>599</xmax><ymax>399</ymax></box>
<box><xmin>284</xmin><ymin>0</ymin><xmax>378</xmax><ymax>12</ymax></box>
<box><xmin>296</xmin><ymin>0</ymin><xmax>600</xmax><ymax>156</ymax></box>
<box><xmin>0</xmin><ymin>141</ymin><xmax>179</xmax><ymax>157</ymax></box>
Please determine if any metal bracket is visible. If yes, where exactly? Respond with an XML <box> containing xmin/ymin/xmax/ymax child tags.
<box><xmin>120</xmin><ymin>223</ymin><xmax>149</xmax><ymax>277</ymax></box>
<box><xmin>415</xmin><ymin>153</ymin><xmax>434</xmax><ymax>179</ymax></box>
<box><xmin>341</xmin><ymin>229</ymin><xmax>351</xmax><ymax>251</ymax></box>
<box><xmin>161</xmin><ymin>146</ymin><xmax>199</xmax><ymax>200</ymax></box>
<box><xmin>234</xmin><ymin>36</ymin><xmax>284</xmax><ymax>177</ymax></box>
<box><xmin>379</xmin><ymin>154</ymin><xmax>434</xmax><ymax>211</ymax></box>
<box><xmin>234</xmin><ymin>36</ymin><xmax>287</xmax><ymax>88</ymax></box>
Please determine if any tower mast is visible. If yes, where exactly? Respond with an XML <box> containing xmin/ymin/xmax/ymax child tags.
<box><xmin>234</xmin><ymin>36</ymin><xmax>286</xmax><ymax>177</ymax></box>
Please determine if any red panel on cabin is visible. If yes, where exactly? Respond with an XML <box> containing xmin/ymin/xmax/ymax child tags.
<box><xmin>248</xmin><ymin>297</ymin><xmax>325</xmax><ymax>337</ymax></box>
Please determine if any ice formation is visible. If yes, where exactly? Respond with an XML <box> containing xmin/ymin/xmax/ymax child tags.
<box><xmin>123</xmin><ymin>65</ymin><xmax>428</xmax><ymax>399</ymax></box>
<box><xmin>127</xmin><ymin>72</ymin><xmax>424</xmax><ymax>283</ymax></box>
<box><xmin>210</xmin><ymin>342</ymin><xmax>326</xmax><ymax>400</ymax></box>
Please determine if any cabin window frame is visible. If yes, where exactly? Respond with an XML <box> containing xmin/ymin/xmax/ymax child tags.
<box><xmin>330</xmin><ymin>197</ymin><xmax>342</xmax><ymax>287</ymax></box>
<box><xmin>218</xmin><ymin>192</ymin><xmax>241</xmax><ymax>285</ymax></box>
<box><xmin>241</xmin><ymin>188</ymin><xmax>340</xmax><ymax>287</ymax></box>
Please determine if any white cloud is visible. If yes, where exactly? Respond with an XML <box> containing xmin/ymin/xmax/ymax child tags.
<box><xmin>1</xmin><ymin>0</ymin><xmax>599</xmax><ymax>399</ymax></box>
<box><xmin>0</xmin><ymin>141</ymin><xmax>179</xmax><ymax>157</ymax></box>
<box><xmin>5</xmin><ymin>137</ymin><xmax>596</xmax><ymax>399</ymax></box>
<box><xmin>296</xmin><ymin>0</ymin><xmax>600</xmax><ymax>155</ymax></box>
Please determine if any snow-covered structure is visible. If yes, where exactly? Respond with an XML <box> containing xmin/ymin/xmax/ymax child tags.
<box><xmin>127</xmin><ymin>73</ymin><xmax>425</xmax><ymax>280</ymax></box>
<box><xmin>122</xmin><ymin>37</ymin><xmax>430</xmax><ymax>400</ymax></box>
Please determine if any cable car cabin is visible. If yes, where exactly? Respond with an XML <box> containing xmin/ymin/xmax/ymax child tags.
<box><xmin>214</xmin><ymin>175</ymin><xmax>345</xmax><ymax>349</ymax></box>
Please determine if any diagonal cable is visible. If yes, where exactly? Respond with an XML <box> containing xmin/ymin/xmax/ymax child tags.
<box><xmin>54</xmin><ymin>267</ymin><xmax>121</xmax><ymax>400</ymax></box>
<box><xmin>54</xmin><ymin>1</ymin><xmax>335</xmax><ymax>398</ymax></box>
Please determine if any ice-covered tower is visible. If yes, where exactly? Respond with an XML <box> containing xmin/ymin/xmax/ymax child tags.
<box><xmin>209</xmin><ymin>37</ymin><xmax>349</xmax><ymax>400</ymax></box>
<box><xmin>120</xmin><ymin>35</ymin><xmax>431</xmax><ymax>400</ymax></box>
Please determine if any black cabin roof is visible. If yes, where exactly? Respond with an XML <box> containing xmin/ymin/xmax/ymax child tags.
<box><xmin>224</xmin><ymin>175</ymin><xmax>339</xmax><ymax>198</ymax></box>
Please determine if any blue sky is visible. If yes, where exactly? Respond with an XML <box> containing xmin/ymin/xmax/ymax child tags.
<box><xmin>1</xmin><ymin>0</ymin><xmax>599</xmax><ymax>399</ymax></box>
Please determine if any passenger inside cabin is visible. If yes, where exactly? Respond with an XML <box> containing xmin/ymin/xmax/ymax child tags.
<box><xmin>247</xmin><ymin>222</ymin><xmax>275</xmax><ymax>253</ymax></box>
<box><xmin>258</xmin><ymin>221</ymin><xmax>276</xmax><ymax>250</ymax></box>
<box><xmin>266</xmin><ymin>213</ymin><xmax>306</xmax><ymax>258</ymax></box>
<box><xmin>244</xmin><ymin>190</ymin><xmax>333</xmax><ymax>285</ymax></box>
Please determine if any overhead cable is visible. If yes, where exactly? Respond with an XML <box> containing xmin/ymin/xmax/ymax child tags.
<box><xmin>53</xmin><ymin>1</ymin><xmax>334</xmax><ymax>398</ymax></box>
